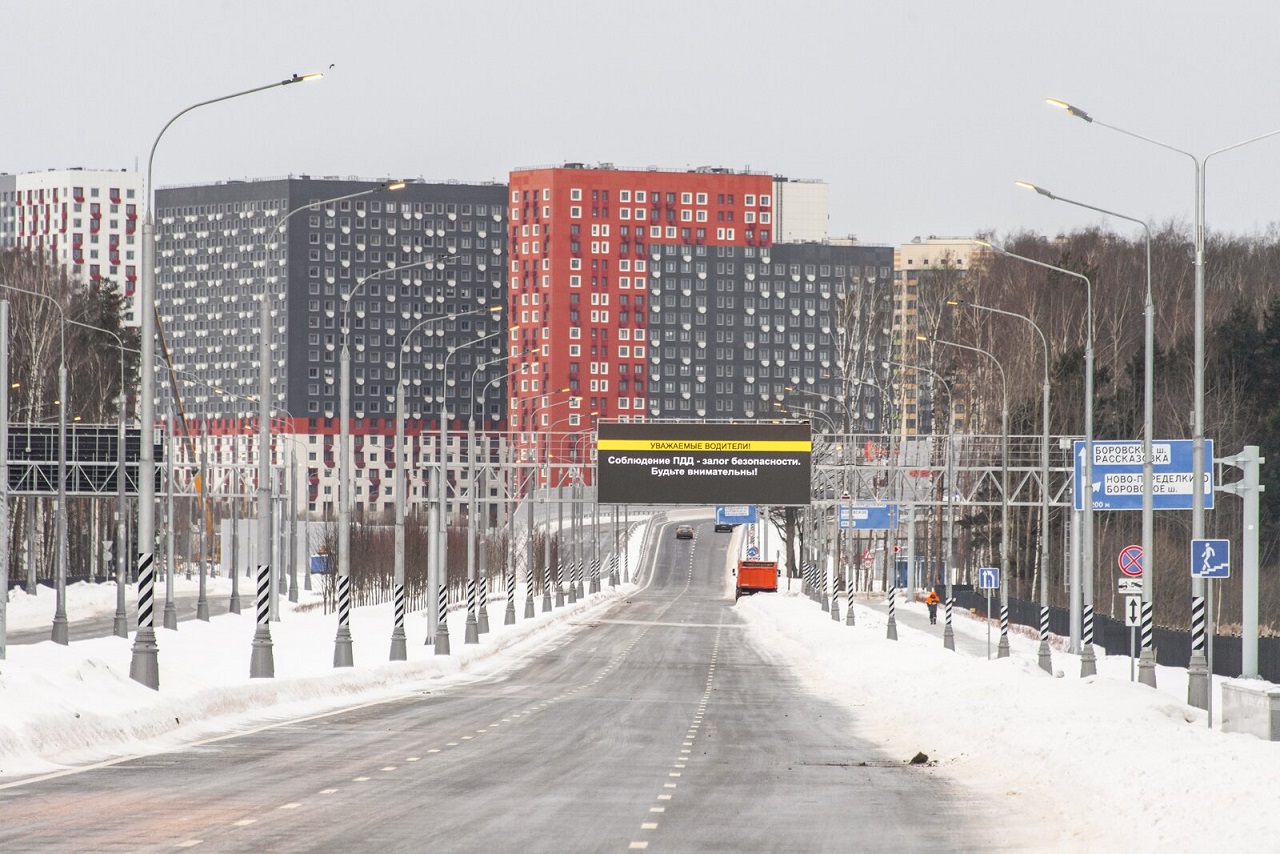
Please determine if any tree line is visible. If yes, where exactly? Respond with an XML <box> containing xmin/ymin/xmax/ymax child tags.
<box><xmin>916</xmin><ymin>226</ymin><xmax>1280</xmax><ymax>633</ymax></box>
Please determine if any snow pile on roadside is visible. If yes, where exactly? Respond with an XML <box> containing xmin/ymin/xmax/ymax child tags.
<box><xmin>735</xmin><ymin>590</ymin><xmax>1280</xmax><ymax>852</ymax></box>
<box><xmin>0</xmin><ymin>586</ymin><xmax>631</xmax><ymax>778</ymax></box>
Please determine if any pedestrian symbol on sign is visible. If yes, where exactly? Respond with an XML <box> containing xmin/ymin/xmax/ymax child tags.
<box><xmin>1190</xmin><ymin>539</ymin><xmax>1230</xmax><ymax>579</ymax></box>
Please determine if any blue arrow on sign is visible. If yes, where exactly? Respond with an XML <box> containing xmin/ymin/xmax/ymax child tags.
<box><xmin>1073</xmin><ymin>440</ymin><xmax>1215</xmax><ymax>511</ymax></box>
<box><xmin>978</xmin><ymin>567</ymin><xmax>1000</xmax><ymax>590</ymax></box>
<box><xmin>1190</xmin><ymin>538</ymin><xmax>1230</xmax><ymax>579</ymax></box>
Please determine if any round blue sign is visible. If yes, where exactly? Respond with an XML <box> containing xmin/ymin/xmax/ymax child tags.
<box><xmin>746</xmin><ymin>546</ymin><xmax>759</xmax><ymax>558</ymax></box>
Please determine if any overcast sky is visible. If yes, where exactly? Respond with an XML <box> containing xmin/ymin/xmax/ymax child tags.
<box><xmin>7</xmin><ymin>1</ymin><xmax>1280</xmax><ymax>247</ymax></box>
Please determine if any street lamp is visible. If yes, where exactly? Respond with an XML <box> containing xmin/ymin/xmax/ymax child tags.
<box><xmin>922</xmin><ymin>335</ymin><xmax>1010</xmax><ymax>658</ymax></box>
<box><xmin>438</xmin><ymin>328</ymin><xmax>504</xmax><ymax>646</ymax></box>
<box><xmin>535</xmin><ymin>395</ymin><xmax>584</xmax><ymax>613</ymax></box>
<box><xmin>385</xmin><ymin>305</ymin><xmax>501</xmax><ymax>658</ymax></box>
<box><xmin>1046</xmin><ymin>98</ymin><xmax>1280</xmax><ymax>704</ymax></box>
<box><xmin>252</xmin><ymin>182</ymin><xmax>405</xmax><ymax>675</ymax></box>
<box><xmin>1015</xmin><ymin>181</ymin><xmax>1154</xmax><ymax>684</ymax></box>
<box><xmin>886</xmin><ymin>358</ymin><xmax>956</xmax><ymax>649</ymax></box>
<box><xmin>133</xmin><ymin>69</ymin><xmax>323</xmax><ymax>689</ymax></box>
<box><xmin>949</xmin><ymin>298</ymin><xmax>1052</xmax><ymax>673</ymax></box>
<box><xmin>334</xmin><ymin>254</ymin><xmax>448</xmax><ymax>666</ymax></box>
<box><xmin>782</xmin><ymin>386</ymin><xmax>852</xmax><ymax>435</ymax></box>
<box><xmin>466</xmin><ymin>351</ymin><xmax>525</xmax><ymax>633</ymax></box>
<box><xmin>977</xmin><ymin>239</ymin><xmax>1097</xmax><ymax>675</ymax></box>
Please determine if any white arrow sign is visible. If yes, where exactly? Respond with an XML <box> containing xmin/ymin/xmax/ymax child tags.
<box><xmin>1124</xmin><ymin>595</ymin><xmax>1142</xmax><ymax>628</ymax></box>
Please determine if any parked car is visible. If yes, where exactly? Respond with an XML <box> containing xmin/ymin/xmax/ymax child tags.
<box><xmin>675</xmin><ymin>525</ymin><xmax>695</xmax><ymax>540</ymax></box>
<box><xmin>714</xmin><ymin>523</ymin><xmax>734</xmax><ymax>533</ymax></box>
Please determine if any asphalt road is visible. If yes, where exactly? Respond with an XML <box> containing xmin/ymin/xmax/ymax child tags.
<box><xmin>6</xmin><ymin>588</ymin><xmax>235</xmax><ymax>645</ymax></box>
<box><xmin>0</xmin><ymin>521</ymin><xmax>1033</xmax><ymax>852</ymax></box>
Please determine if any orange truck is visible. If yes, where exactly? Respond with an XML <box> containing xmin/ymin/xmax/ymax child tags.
<box><xmin>735</xmin><ymin>559</ymin><xmax>779</xmax><ymax>598</ymax></box>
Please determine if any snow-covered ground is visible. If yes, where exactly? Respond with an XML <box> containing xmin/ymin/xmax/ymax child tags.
<box><xmin>736</xmin><ymin>591</ymin><xmax>1280</xmax><ymax>851</ymax></box>
<box><xmin>3</xmin><ymin>521</ymin><xmax>1278</xmax><ymax>851</ymax></box>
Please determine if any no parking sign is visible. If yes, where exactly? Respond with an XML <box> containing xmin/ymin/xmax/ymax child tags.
<box><xmin>1118</xmin><ymin>544</ymin><xmax>1143</xmax><ymax>578</ymax></box>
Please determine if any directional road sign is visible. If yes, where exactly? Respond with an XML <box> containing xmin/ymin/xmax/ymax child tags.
<box><xmin>837</xmin><ymin>503</ymin><xmax>897</xmax><ymax>530</ymax></box>
<box><xmin>746</xmin><ymin>546</ymin><xmax>759</xmax><ymax>559</ymax></box>
<box><xmin>978</xmin><ymin>567</ymin><xmax>1000</xmax><ymax>590</ymax></box>
<box><xmin>716</xmin><ymin>504</ymin><xmax>758</xmax><ymax>525</ymax></box>
<box><xmin>1118</xmin><ymin>544</ymin><xmax>1144</xmax><ymax>577</ymax></box>
<box><xmin>1124</xmin><ymin>595</ymin><xmax>1142</xmax><ymax>628</ymax></box>
<box><xmin>1190</xmin><ymin>538</ymin><xmax>1230</xmax><ymax>579</ymax></box>
<box><xmin>1073</xmin><ymin>439</ymin><xmax>1214</xmax><ymax>511</ymax></box>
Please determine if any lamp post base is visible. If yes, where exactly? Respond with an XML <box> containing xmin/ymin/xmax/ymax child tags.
<box><xmin>163</xmin><ymin>602</ymin><xmax>178</xmax><ymax>630</ymax></box>
<box><xmin>1188</xmin><ymin>654</ymin><xmax>1210</xmax><ymax>708</ymax></box>
<box><xmin>997</xmin><ymin>634</ymin><xmax>1010</xmax><ymax>658</ymax></box>
<box><xmin>1138</xmin><ymin>648</ymin><xmax>1157</xmax><ymax>687</ymax></box>
<box><xmin>333</xmin><ymin>626</ymin><xmax>354</xmax><ymax>667</ymax></box>
<box><xmin>250</xmin><ymin>626</ymin><xmax>274</xmax><ymax>678</ymax></box>
<box><xmin>1080</xmin><ymin>644</ymin><xmax>1097</xmax><ymax>677</ymax></box>
<box><xmin>943</xmin><ymin>623</ymin><xmax>955</xmax><ymax>651</ymax></box>
<box><xmin>1037</xmin><ymin>639</ymin><xmax>1053</xmax><ymax>674</ymax></box>
<box><xmin>389</xmin><ymin>627</ymin><xmax>407</xmax><ymax>661</ymax></box>
<box><xmin>129</xmin><ymin>627</ymin><xmax>160</xmax><ymax>689</ymax></box>
<box><xmin>435</xmin><ymin>623</ymin><xmax>451</xmax><ymax>655</ymax></box>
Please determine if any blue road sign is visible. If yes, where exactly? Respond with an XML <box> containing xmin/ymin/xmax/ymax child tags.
<box><xmin>746</xmin><ymin>546</ymin><xmax>760</xmax><ymax>559</ymax></box>
<box><xmin>978</xmin><ymin>567</ymin><xmax>1000</xmax><ymax>590</ymax></box>
<box><xmin>837</xmin><ymin>503</ymin><xmax>898</xmax><ymax>530</ymax></box>
<box><xmin>1190</xmin><ymin>539</ymin><xmax>1230</xmax><ymax>579</ymax></box>
<box><xmin>1073</xmin><ymin>440</ymin><xmax>1215</xmax><ymax>511</ymax></box>
<box><xmin>716</xmin><ymin>504</ymin><xmax>758</xmax><ymax>525</ymax></box>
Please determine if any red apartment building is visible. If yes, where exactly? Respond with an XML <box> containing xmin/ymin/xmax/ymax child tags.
<box><xmin>506</xmin><ymin>164</ymin><xmax>775</xmax><ymax>475</ymax></box>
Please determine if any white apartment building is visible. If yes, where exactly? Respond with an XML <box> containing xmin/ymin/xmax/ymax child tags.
<box><xmin>772</xmin><ymin>177</ymin><xmax>829</xmax><ymax>243</ymax></box>
<box><xmin>0</xmin><ymin>168</ymin><xmax>145</xmax><ymax>325</ymax></box>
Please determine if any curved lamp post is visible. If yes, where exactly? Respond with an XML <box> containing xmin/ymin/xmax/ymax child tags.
<box><xmin>387</xmin><ymin>304</ymin><xmax>500</xmax><ymax>659</ymax></box>
<box><xmin>333</xmin><ymin>253</ymin><xmax>450</xmax><ymax>666</ymax></box>
<box><xmin>1015</xmin><ymin>180</ymin><xmax>1154</xmax><ymax>684</ymax></box>
<box><xmin>252</xmin><ymin>182</ymin><xmax>404</xmax><ymax>677</ymax></box>
<box><xmin>949</xmin><ymin>298</ymin><xmax>1052</xmax><ymax>673</ymax></box>
<box><xmin>977</xmin><ymin>239</ymin><xmax>1096</xmax><ymax>676</ymax></box>
<box><xmin>133</xmin><ymin>70</ymin><xmax>323</xmax><ymax>689</ymax></box>
<box><xmin>886</xmin><ymin>358</ymin><xmax>956</xmax><ymax>650</ymax></box>
<box><xmin>924</xmin><ymin>335</ymin><xmax>1010</xmax><ymax>659</ymax></box>
<box><xmin>1046</xmin><ymin>98</ymin><xmax>1280</xmax><ymax>704</ymax></box>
